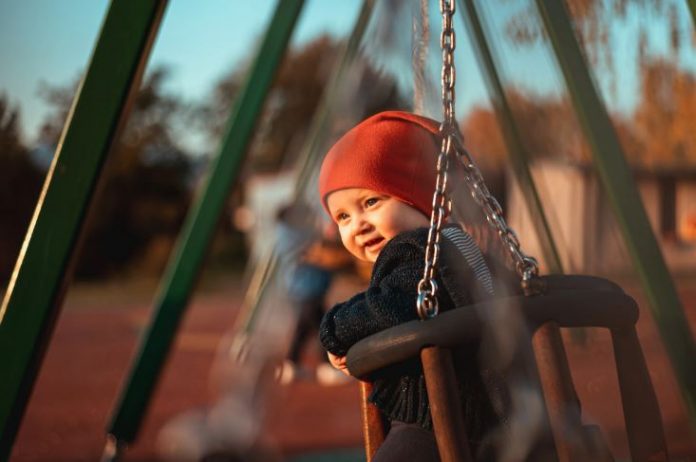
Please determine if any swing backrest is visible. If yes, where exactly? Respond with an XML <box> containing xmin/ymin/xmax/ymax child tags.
<box><xmin>346</xmin><ymin>275</ymin><xmax>668</xmax><ymax>462</ymax></box>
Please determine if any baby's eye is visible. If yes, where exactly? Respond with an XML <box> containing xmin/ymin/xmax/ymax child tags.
<box><xmin>335</xmin><ymin>212</ymin><xmax>349</xmax><ymax>222</ymax></box>
<box><xmin>365</xmin><ymin>197</ymin><xmax>380</xmax><ymax>208</ymax></box>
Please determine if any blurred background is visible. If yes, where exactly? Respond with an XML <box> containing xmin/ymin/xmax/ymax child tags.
<box><xmin>1</xmin><ymin>0</ymin><xmax>695</xmax><ymax>461</ymax></box>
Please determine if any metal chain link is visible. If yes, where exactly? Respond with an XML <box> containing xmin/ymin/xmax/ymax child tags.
<box><xmin>451</xmin><ymin>135</ymin><xmax>540</xmax><ymax>290</ymax></box>
<box><xmin>417</xmin><ymin>0</ymin><xmax>457</xmax><ymax>320</ymax></box>
<box><xmin>417</xmin><ymin>0</ymin><xmax>541</xmax><ymax>320</ymax></box>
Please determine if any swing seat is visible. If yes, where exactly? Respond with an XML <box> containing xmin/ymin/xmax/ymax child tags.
<box><xmin>345</xmin><ymin>275</ymin><xmax>668</xmax><ymax>462</ymax></box>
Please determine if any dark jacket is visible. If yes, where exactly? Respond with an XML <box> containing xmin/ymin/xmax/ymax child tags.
<box><xmin>319</xmin><ymin>225</ymin><xmax>502</xmax><ymax>441</ymax></box>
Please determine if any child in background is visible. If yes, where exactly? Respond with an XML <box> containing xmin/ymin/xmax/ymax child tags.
<box><xmin>275</xmin><ymin>202</ymin><xmax>352</xmax><ymax>384</ymax></box>
<box><xmin>318</xmin><ymin>111</ymin><xmax>505</xmax><ymax>461</ymax></box>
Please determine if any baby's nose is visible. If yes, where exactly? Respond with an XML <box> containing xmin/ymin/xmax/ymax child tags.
<box><xmin>355</xmin><ymin>217</ymin><xmax>371</xmax><ymax>234</ymax></box>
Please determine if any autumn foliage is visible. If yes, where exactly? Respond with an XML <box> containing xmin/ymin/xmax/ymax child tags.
<box><xmin>461</xmin><ymin>57</ymin><xmax>696</xmax><ymax>172</ymax></box>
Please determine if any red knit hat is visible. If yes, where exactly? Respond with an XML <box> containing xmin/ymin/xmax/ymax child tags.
<box><xmin>319</xmin><ymin>111</ymin><xmax>441</xmax><ymax>218</ymax></box>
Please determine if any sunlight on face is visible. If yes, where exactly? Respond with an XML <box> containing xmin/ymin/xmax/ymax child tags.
<box><xmin>326</xmin><ymin>188</ymin><xmax>429</xmax><ymax>262</ymax></box>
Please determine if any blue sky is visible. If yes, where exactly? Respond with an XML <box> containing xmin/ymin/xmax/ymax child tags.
<box><xmin>0</xmin><ymin>0</ymin><xmax>362</xmax><ymax>144</ymax></box>
<box><xmin>1</xmin><ymin>0</ymin><xmax>694</xmax><ymax>149</ymax></box>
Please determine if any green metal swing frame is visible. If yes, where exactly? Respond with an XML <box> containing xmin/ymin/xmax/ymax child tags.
<box><xmin>1</xmin><ymin>0</ymin><xmax>695</xmax><ymax>460</ymax></box>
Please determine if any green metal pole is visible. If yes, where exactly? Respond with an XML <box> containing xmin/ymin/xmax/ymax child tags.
<box><xmin>458</xmin><ymin>0</ymin><xmax>563</xmax><ymax>274</ymax></box>
<box><xmin>105</xmin><ymin>0</ymin><xmax>305</xmax><ymax>448</ymax></box>
<box><xmin>458</xmin><ymin>5</ymin><xmax>596</xmax><ymax>455</ymax></box>
<box><xmin>238</xmin><ymin>0</ymin><xmax>375</xmax><ymax>336</ymax></box>
<box><xmin>0</xmin><ymin>1</ymin><xmax>167</xmax><ymax>459</ymax></box>
<box><xmin>535</xmin><ymin>0</ymin><xmax>696</xmax><ymax>430</ymax></box>
<box><xmin>688</xmin><ymin>0</ymin><xmax>696</xmax><ymax>28</ymax></box>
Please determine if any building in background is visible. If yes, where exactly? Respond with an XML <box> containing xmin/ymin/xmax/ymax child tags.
<box><xmin>508</xmin><ymin>161</ymin><xmax>696</xmax><ymax>275</ymax></box>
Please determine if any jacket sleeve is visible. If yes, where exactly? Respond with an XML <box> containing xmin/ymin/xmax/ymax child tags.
<box><xmin>319</xmin><ymin>241</ymin><xmax>425</xmax><ymax>356</ymax></box>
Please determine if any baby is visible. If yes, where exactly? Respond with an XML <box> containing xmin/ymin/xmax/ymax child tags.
<box><xmin>318</xmin><ymin>111</ymin><xmax>502</xmax><ymax>461</ymax></box>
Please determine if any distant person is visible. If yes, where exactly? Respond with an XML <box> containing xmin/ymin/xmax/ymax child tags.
<box><xmin>275</xmin><ymin>202</ymin><xmax>352</xmax><ymax>384</ymax></box>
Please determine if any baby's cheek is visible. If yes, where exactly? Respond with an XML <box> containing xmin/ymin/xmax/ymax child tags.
<box><xmin>352</xmin><ymin>248</ymin><xmax>368</xmax><ymax>262</ymax></box>
<box><xmin>341</xmin><ymin>239</ymin><xmax>352</xmax><ymax>253</ymax></box>
<box><xmin>337</xmin><ymin>234</ymin><xmax>357</xmax><ymax>260</ymax></box>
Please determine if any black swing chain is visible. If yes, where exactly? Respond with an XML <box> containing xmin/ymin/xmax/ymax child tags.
<box><xmin>417</xmin><ymin>0</ymin><xmax>541</xmax><ymax>321</ymax></box>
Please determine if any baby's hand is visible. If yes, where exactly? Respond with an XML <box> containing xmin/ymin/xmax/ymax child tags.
<box><xmin>327</xmin><ymin>352</ymin><xmax>351</xmax><ymax>376</ymax></box>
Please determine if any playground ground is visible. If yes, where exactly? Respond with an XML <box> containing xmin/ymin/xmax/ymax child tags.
<box><xmin>8</xmin><ymin>273</ymin><xmax>696</xmax><ymax>462</ymax></box>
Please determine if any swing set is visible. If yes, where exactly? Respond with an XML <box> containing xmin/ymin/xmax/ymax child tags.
<box><xmin>1</xmin><ymin>1</ymin><xmax>695</xmax><ymax>461</ymax></box>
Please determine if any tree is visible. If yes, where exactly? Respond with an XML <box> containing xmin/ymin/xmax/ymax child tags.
<box><xmin>0</xmin><ymin>96</ymin><xmax>44</xmax><ymax>280</ymax></box>
<box><xmin>460</xmin><ymin>105</ymin><xmax>507</xmax><ymax>170</ymax></box>
<box><xmin>503</xmin><ymin>0</ymin><xmax>678</xmax><ymax>76</ymax></box>
<box><xmin>25</xmin><ymin>36</ymin><xmax>406</xmax><ymax>279</ymax></box>
<box><xmin>496</xmin><ymin>0</ymin><xmax>694</xmax><ymax>168</ymax></box>
<box><xmin>462</xmin><ymin>90</ymin><xmax>589</xmax><ymax>164</ymax></box>
<box><xmin>38</xmin><ymin>67</ymin><xmax>194</xmax><ymax>278</ymax></box>
<box><xmin>201</xmin><ymin>35</ymin><xmax>406</xmax><ymax>175</ymax></box>
<box><xmin>633</xmin><ymin>58</ymin><xmax>696</xmax><ymax>168</ymax></box>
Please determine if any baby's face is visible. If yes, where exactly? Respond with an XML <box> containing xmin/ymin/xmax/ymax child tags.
<box><xmin>327</xmin><ymin>188</ymin><xmax>429</xmax><ymax>262</ymax></box>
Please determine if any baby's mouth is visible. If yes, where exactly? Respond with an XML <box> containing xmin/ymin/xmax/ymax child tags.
<box><xmin>363</xmin><ymin>237</ymin><xmax>384</xmax><ymax>251</ymax></box>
